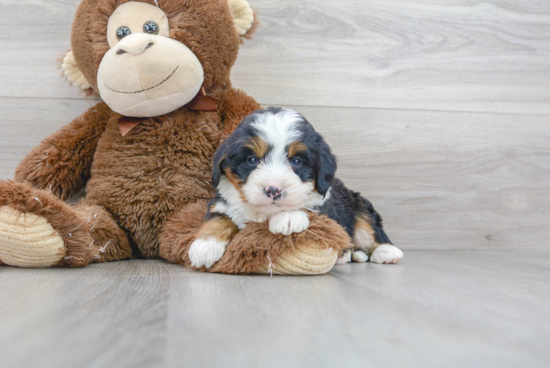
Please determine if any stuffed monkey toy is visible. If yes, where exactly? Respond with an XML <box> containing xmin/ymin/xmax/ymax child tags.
<box><xmin>0</xmin><ymin>0</ymin><xmax>350</xmax><ymax>274</ymax></box>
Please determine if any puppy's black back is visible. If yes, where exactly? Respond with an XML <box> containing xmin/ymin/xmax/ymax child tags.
<box><xmin>318</xmin><ymin>178</ymin><xmax>392</xmax><ymax>245</ymax></box>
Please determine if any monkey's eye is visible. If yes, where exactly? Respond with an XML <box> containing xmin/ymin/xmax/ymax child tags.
<box><xmin>290</xmin><ymin>157</ymin><xmax>303</xmax><ymax>168</ymax></box>
<box><xmin>143</xmin><ymin>21</ymin><xmax>159</xmax><ymax>35</ymax></box>
<box><xmin>117</xmin><ymin>26</ymin><xmax>131</xmax><ymax>40</ymax></box>
<box><xmin>248</xmin><ymin>157</ymin><xmax>260</xmax><ymax>166</ymax></box>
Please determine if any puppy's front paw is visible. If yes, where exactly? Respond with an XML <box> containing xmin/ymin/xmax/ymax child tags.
<box><xmin>269</xmin><ymin>211</ymin><xmax>309</xmax><ymax>236</ymax></box>
<box><xmin>370</xmin><ymin>244</ymin><xmax>403</xmax><ymax>264</ymax></box>
<box><xmin>188</xmin><ymin>237</ymin><xmax>229</xmax><ymax>269</ymax></box>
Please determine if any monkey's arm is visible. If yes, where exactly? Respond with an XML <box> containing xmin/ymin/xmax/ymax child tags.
<box><xmin>218</xmin><ymin>88</ymin><xmax>261</xmax><ymax>141</ymax></box>
<box><xmin>14</xmin><ymin>102</ymin><xmax>113</xmax><ymax>200</ymax></box>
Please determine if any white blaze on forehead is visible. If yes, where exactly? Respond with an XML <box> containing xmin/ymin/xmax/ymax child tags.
<box><xmin>247</xmin><ymin>109</ymin><xmax>303</xmax><ymax>198</ymax></box>
<box><xmin>250</xmin><ymin>109</ymin><xmax>303</xmax><ymax>156</ymax></box>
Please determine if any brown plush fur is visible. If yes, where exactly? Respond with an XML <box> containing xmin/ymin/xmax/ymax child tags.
<box><xmin>159</xmin><ymin>202</ymin><xmax>351</xmax><ymax>274</ymax></box>
<box><xmin>2</xmin><ymin>0</ymin><xmax>351</xmax><ymax>273</ymax></box>
<box><xmin>0</xmin><ymin>181</ymin><xmax>131</xmax><ymax>267</ymax></box>
<box><xmin>15</xmin><ymin>103</ymin><xmax>113</xmax><ymax>200</ymax></box>
<box><xmin>72</xmin><ymin>202</ymin><xmax>133</xmax><ymax>263</ymax></box>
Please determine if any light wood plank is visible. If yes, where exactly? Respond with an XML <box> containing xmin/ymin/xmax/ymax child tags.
<box><xmin>0</xmin><ymin>260</ymin><xmax>171</xmax><ymax>367</ymax></box>
<box><xmin>168</xmin><ymin>250</ymin><xmax>550</xmax><ymax>368</ymax></box>
<box><xmin>1</xmin><ymin>1</ymin><xmax>549</xmax><ymax>114</ymax></box>
<box><xmin>234</xmin><ymin>0</ymin><xmax>550</xmax><ymax>114</ymax></box>
<box><xmin>0</xmin><ymin>97</ymin><xmax>97</xmax><ymax>179</ymax></box>
<box><xmin>2</xmin><ymin>98</ymin><xmax>548</xmax><ymax>250</ymax></box>
<box><xmin>2</xmin><ymin>252</ymin><xmax>548</xmax><ymax>367</ymax></box>
<box><xmin>0</xmin><ymin>0</ymin><xmax>78</xmax><ymax>99</ymax></box>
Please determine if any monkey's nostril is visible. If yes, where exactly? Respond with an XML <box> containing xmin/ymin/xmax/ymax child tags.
<box><xmin>116</xmin><ymin>49</ymin><xmax>126</xmax><ymax>55</ymax></box>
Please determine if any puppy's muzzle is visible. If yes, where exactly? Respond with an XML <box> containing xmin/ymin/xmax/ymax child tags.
<box><xmin>264</xmin><ymin>186</ymin><xmax>283</xmax><ymax>201</ymax></box>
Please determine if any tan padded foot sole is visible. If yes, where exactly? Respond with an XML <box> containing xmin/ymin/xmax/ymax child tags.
<box><xmin>0</xmin><ymin>206</ymin><xmax>65</xmax><ymax>267</ymax></box>
<box><xmin>256</xmin><ymin>242</ymin><xmax>339</xmax><ymax>275</ymax></box>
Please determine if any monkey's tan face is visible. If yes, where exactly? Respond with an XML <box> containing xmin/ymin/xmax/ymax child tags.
<box><xmin>97</xmin><ymin>2</ymin><xmax>204</xmax><ymax>118</ymax></box>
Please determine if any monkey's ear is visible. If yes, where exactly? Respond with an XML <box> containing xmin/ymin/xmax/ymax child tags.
<box><xmin>61</xmin><ymin>50</ymin><xmax>92</xmax><ymax>90</ymax></box>
<box><xmin>228</xmin><ymin>0</ymin><xmax>258</xmax><ymax>39</ymax></box>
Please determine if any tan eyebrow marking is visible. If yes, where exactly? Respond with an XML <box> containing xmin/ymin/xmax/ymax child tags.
<box><xmin>244</xmin><ymin>136</ymin><xmax>269</xmax><ymax>158</ymax></box>
<box><xmin>287</xmin><ymin>141</ymin><xmax>308</xmax><ymax>157</ymax></box>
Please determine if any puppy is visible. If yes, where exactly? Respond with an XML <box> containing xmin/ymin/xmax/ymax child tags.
<box><xmin>189</xmin><ymin>107</ymin><xmax>403</xmax><ymax>269</ymax></box>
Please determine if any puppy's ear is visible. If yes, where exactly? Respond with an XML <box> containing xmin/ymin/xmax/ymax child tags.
<box><xmin>212</xmin><ymin>146</ymin><xmax>228</xmax><ymax>189</ymax></box>
<box><xmin>315</xmin><ymin>142</ymin><xmax>337</xmax><ymax>197</ymax></box>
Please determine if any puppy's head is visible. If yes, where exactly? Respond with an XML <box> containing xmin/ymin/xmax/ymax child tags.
<box><xmin>213</xmin><ymin>107</ymin><xmax>337</xmax><ymax>214</ymax></box>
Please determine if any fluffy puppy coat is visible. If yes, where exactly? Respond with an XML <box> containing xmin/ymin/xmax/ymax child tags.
<box><xmin>189</xmin><ymin>107</ymin><xmax>403</xmax><ymax>268</ymax></box>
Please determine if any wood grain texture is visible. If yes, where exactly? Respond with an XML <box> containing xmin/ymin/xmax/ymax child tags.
<box><xmin>0</xmin><ymin>0</ymin><xmax>549</xmax><ymax>114</ymax></box>
<box><xmin>297</xmin><ymin>105</ymin><xmax>550</xmax><ymax>250</ymax></box>
<box><xmin>0</xmin><ymin>261</ymin><xmax>171</xmax><ymax>367</ymax></box>
<box><xmin>0</xmin><ymin>98</ymin><xmax>96</xmax><ymax>180</ymax></box>
<box><xmin>0</xmin><ymin>252</ymin><xmax>549</xmax><ymax>367</ymax></box>
<box><xmin>0</xmin><ymin>0</ymin><xmax>77</xmax><ymax>99</ymax></box>
<box><xmin>234</xmin><ymin>0</ymin><xmax>550</xmax><ymax>114</ymax></box>
<box><xmin>2</xmin><ymin>98</ymin><xmax>548</xmax><ymax>250</ymax></box>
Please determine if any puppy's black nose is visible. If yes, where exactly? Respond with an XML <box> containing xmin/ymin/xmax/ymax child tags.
<box><xmin>264</xmin><ymin>187</ymin><xmax>283</xmax><ymax>200</ymax></box>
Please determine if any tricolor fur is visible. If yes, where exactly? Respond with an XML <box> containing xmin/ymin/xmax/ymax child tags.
<box><xmin>189</xmin><ymin>107</ymin><xmax>403</xmax><ymax>268</ymax></box>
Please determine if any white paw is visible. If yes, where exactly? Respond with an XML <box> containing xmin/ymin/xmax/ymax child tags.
<box><xmin>188</xmin><ymin>237</ymin><xmax>229</xmax><ymax>269</ymax></box>
<box><xmin>370</xmin><ymin>244</ymin><xmax>403</xmax><ymax>264</ymax></box>
<box><xmin>336</xmin><ymin>249</ymin><xmax>352</xmax><ymax>265</ymax></box>
<box><xmin>269</xmin><ymin>211</ymin><xmax>309</xmax><ymax>236</ymax></box>
<box><xmin>352</xmin><ymin>250</ymin><xmax>369</xmax><ymax>263</ymax></box>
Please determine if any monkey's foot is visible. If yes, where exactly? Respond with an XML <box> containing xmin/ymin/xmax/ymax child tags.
<box><xmin>0</xmin><ymin>181</ymin><xmax>95</xmax><ymax>268</ymax></box>
<box><xmin>0</xmin><ymin>206</ymin><xmax>66</xmax><ymax>267</ymax></box>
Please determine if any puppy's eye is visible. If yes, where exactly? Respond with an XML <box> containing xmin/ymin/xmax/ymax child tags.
<box><xmin>290</xmin><ymin>157</ymin><xmax>303</xmax><ymax>168</ymax></box>
<box><xmin>248</xmin><ymin>157</ymin><xmax>259</xmax><ymax>165</ymax></box>
<box><xmin>143</xmin><ymin>21</ymin><xmax>159</xmax><ymax>35</ymax></box>
<box><xmin>117</xmin><ymin>26</ymin><xmax>132</xmax><ymax>40</ymax></box>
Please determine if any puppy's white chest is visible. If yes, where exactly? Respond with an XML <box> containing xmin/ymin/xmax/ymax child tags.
<box><xmin>212</xmin><ymin>198</ymin><xmax>268</xmax><ymax>230</ymax></box>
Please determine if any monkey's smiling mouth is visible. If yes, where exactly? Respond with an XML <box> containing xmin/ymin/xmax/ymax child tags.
<box><xmin>106</xmin><ymin>65</ymin><xmax>179</xmax><ymax>94</ymax></box>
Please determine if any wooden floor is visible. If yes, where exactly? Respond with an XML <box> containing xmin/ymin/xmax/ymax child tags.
<box><xmin>1</xmin><ymin>251</ymin><xmax>549</xmax><ymax>368</ymax></box>
<box><xmin>1</xmin><ymin>1</ymin><xmax>550</xmax><ymax>367</ymax></box>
